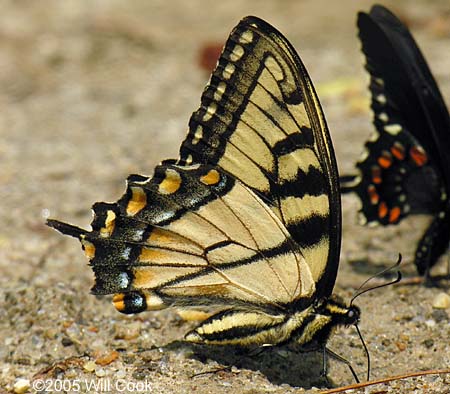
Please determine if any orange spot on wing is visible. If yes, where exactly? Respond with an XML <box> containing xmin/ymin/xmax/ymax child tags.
<box><xmin>371</xmin><ymin>166</ymin><xmax>382</xmax><ymax>184</ymax></box>
<box><xmin>367</xmin><ymin>185</ymin><xmax>379</xmax><ymax>205</ymax></box>
<box><xmin>81</xmin><ymin>239</ymin><xmax>96</xmax><ymax>259</ymax></box>
<box><xmin>378</xmin><ymin>202</ymin><xmax>388</xmax><ymax>219</ymax></box>
<box><xmin>200</xmin><ymin>169</ymin><xmax>220</xmax><ymax>185</ymax></box>
<box><xmin>389</xmin><ymin>206</ymin><xmax>401</xmax><ymax>223</ymax></box>
<box><xmin>126</xmin><ymin>187</ymin><xmax>147</xmax><ymax>216</ymax></box>
<box><xmin>113</xmin><ymin>293</ymin><xmax>126</xmax><ymax>312</ymax></box>
<box><xmin>410</xmin><ymin>146</ymin><xmax>428</xmax><ymax>166</ymax></box>
<box><xmin>159</xmin><ymin>169</ymin><xmax>182</xmax><ymax>194</ymax></box>
<box><xmin>390</xmin><ymin>142</ymin><xmax>405</xmax><ymax>160</ymax></box>
<box><xmin>378</xmin><ymin>151</ymin><xmax>393</xmax><ymax>169</ymax></box>
<box><xmin>100</xmin><ymin>210</ymin><xmax>116</xmax><ymax>238</ymax></box>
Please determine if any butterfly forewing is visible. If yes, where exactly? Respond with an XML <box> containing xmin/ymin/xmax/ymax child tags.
<box><xmin>178</xmin><ymin>16</ymin><xmax>341</xmax><ymax>297</ymax></box>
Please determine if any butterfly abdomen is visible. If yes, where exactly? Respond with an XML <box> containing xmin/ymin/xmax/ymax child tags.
<box><xmin>185</xmin><ymin>298</ymin><xmax>359</xmax><ymax>348</ymax></box>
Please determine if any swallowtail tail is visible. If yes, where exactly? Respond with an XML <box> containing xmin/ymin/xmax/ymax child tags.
<box><xmin>48</xmin><ymin>16</ymin><xmax>359</xmax><ymax>368</ymax></box>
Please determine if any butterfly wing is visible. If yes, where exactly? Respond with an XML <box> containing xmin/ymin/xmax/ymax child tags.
<box><xmin>48</xmin><ymin>16</ymin><xmax>338</xmax><ymax>310</ymax></box>
<box><xmin>49</xmin><ymin>163</ymin><xmax>316</xmax><ymax>314</ymax></box>
<box><xmin>340</xmin><ymin>5</ymin><xmax>450</xmax><ymax>273</ymax></box>
<box><xmin>178</xmin><ymin>16</ymin><xmax>341</xmax><ymax>298</ymax></box>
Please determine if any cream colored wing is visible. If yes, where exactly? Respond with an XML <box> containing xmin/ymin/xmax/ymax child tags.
<box><xmin>48</xmin><ymin>163</ymin><xmax>315</xmax><ymax>314</ymax></box>
<box><xmin>178</xmin><ymin>16</ymin><xmax>341</xmax><ymax>298</ymax></box>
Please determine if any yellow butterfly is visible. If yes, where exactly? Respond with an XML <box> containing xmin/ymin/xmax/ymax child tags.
<box><xmin>48</xmin><ymin>15</ymin><xmax>359</xmax><ymax>373</ymax></box>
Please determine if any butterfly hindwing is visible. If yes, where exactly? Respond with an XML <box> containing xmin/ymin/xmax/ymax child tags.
<box><xmin>50</xmin><ymin>162</ymin><xmax>316</xmax><ymax>313</ymax></box>
<box><xmin>178</xmin><ymin>16</ymin><xmax>341</xmax><ymax>298</ymax></box>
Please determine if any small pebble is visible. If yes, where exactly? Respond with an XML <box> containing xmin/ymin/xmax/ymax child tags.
<box><xmin>422</xmin><ymin>339</ymin><xmax>434</xmax><ymax>348</ymax></box>
<box><xmin>95</xmin><ymin>350</ymin><xmax>119</xmax><ymax>366</ymax></box>
<box><xmin>13</xmin><ymin>378</ymin><xmax>30</xmax><ymax>394</ymax></box>
<box><xmin>83</xmin><ymin>360</ymin><xmax>96</xmax><ymax>372</ymax></box>
<box><xmin>95</xmin><ymin>367</ymin><xmax>106</xmax><ymax>377</ymax></box>
<box><xmin>61</xmin><ymin>337</ymin><xmax>73</xmax><ymax>347</ymax></box>
<box><xmin>399</xmin><ymin>334</ymin><xmax>409</xmax><ymax>342</ymax></box>
<box><xmin>431</xmin><ymin>309</ymin><xmax>448</xmax><ymax>323</ymax></box>
<box><xmin>116</xmin><ymin>369</ymin><xmax>127</xmax><ymax>379</ymax></box>
<box><xmin>132</xmin><ymin>369</ymin><xmax>148</xmax><ymax>380</ymax></box>
<box><xmin>432</xmin><ymin>292</ymin><xmax>450</xmax><ymax>309</ymax></box>
<box><xmin>425</xmin><ymin>319</ymin><xmax>436</xmax><ymax>328</ymax></box>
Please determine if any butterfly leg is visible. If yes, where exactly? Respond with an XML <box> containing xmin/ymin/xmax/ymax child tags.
<box><xmin>246</xmin><ymin>344</ymin><xmax>274</xmax><ymax>358</ymax></box>
<box><xmin>323</xmin><ymin>347</ymin><xmax>360</xmax><ymax>383</ymax></box>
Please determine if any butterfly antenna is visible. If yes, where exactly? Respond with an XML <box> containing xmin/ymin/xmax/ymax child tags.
<box><xmin>350</xmin><ymin>253</ymin><xmax>402</xmax><ymax>305</ymax></box>
<box><xmin>349</xmin><ymin>254</ymin><xmax>402</xmax><ymax>381</ymax></box>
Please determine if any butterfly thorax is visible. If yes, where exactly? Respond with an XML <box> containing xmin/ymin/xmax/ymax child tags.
<box><xmin>291</xmin><ymin>296</ymin><xmax>360</xmax><ymax>347</ymax></box>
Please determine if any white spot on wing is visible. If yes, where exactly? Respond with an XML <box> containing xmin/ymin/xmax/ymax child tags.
<box><xmin>132</xmin><ymin>229</ymin><xmax>145</xmax><ymax>241</ymax></box>
<box><xmin>191</xmin><ymin>125</ymin><xmax>203</xmax><ymax>145</ymax></box>
<box><xmin>222</xmin><ymin>63</ymin><xmax>235</xmax><ymax>79</ymax></box>
<box><xmin>118</xmin><ymin>272</ymin><xmax>130</xmax><ymax>289</ymax></box>
<box><xmin>229</xmin><ymin>44</ymin><xmax>244</xmax><ymax>61</ymax></box>
<box><xmin>374</xmin><ymin>77</ymin><xmax>385</xmax><ymax>87</ymax></box>
<box><xmin>121</xmin><ymin>247</ymin><xmax>131</xmax><ymax>260</ymax></box>
<box><xmin>239</xmin><ymin>30</ymin><xmax>253</xmax><ymax>44</ymax></box>
<box><xmin>375</xmin><ymin>94</ymin><xmax>387</xmax><ymax>104</ymax></box>
<box><xmin>213</xmin><ymin>82</ymin><xmax>226</xmax><ymax>102</ymax></box>
<box><xmin>203</xmin><ymin>102</ymin><xmax>217</xmax><ymax>121</ymax></box>
<box><xmin>384</xmin><ymin>124</ymin><xmax>402</xmax><ymax>135</ymax></box>
<box><xmin>378</xmin><ymin>112</ymin><xmax>389</xmax><ymax>123</ymax></box>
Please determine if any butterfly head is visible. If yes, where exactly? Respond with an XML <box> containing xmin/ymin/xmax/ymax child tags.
<box><xmin>345</xmin><ymin>304</ymin><xmax>361</xmax><ymax>326</ymax></box>
<box><xmin>321</xmin><ymin>296</ymin><xmax>361</xmax><ymax>327</ymax></box>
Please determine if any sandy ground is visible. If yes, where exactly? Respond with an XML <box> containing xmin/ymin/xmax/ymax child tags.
<box><xmin>1</xmin><ymin>0</ymin><xmax>449</xmax><ymax>393</ymax></box>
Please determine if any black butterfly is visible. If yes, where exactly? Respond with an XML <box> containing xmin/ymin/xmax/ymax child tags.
<box><xmin>340</xmin><ymin>4</ymin><xmax>450</xmax><ymax>277</ymax></box>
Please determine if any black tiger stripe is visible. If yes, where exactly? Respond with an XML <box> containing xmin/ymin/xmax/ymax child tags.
<box><xmin>272</xmin><ymin>129</ymin><xmax>314</xmax><ymax>155</ymax></box>
<box><xmin>286</xmin><ymin>214</ymin><xmax>329</xmax><ymax>249</ymax></box>
<box><xmin>272</xmin><ymin>166</ymin><xmax>328</xmax><ymax>198</ymax></box>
